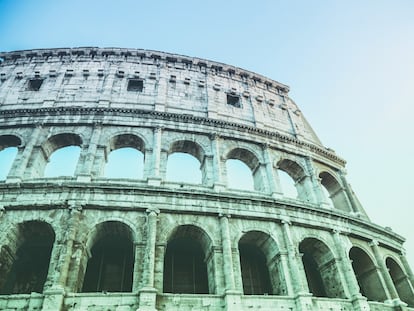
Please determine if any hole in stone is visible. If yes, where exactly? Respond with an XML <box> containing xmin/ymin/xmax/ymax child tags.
<box><xmin>127</xmin><ymin>79</ymin><xmax>143</xmax><ymax>92</ymax></box>
<box><xmin>227</xmin><ymin>94</ymin><xmax>240</xmax><ymax>108</ymax></box>
<box><xmin>27</xmin><ymin>78</ymin><xmax>43</xmax><ymax>91</ymax></box>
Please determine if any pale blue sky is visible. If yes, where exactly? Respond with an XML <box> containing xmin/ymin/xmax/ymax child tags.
<box><xmin>1</xmin><ymin>0</ymin><xmax>414</xmax><ymax>267</ymax></box>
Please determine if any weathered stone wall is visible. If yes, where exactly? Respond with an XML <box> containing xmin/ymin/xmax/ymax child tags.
<box><xmin>0</xmin><ymin>48</ymin><xmax>413</xmax><ymax>311</ymax></box>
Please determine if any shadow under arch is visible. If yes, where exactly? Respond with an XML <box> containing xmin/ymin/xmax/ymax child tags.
<box><xmin>0</xmin><ymin>220</ymin><xmax>55</xmax><ymax>294</ymax></box>
<box><xmin>0</xmin><ymin>134</ymin><xmax>22</xmax><ymax>180</ymax></box>
<box><xmin>163</xmin><ymin>224</ymin><xmax>213</xmax><ymax>294</ymax></box>
<box><xmin>81</xmin><ymin>221</ymin><xmax>135</xmax><ymax>293</ymax></box>
<box><xmin>104</xmin><ymin>133</ymin><xmax>145</xmax><ymax>179</ymax></box>
<box><xmin>226</xmin><ymin>147</ymin><xmax>263</xmax><ymax>191</ymax></box>
<box><xmin>319</xmin><ymin>171</ymin><xmax>351</xmax><ymax>212</ymax></box>
<box><xmin>238</xmin><ymin>230</ymin><xmax>287</xmax><ymax>295</ymax></box>
<box><xmin>299</xmin><ymin>237</ymin><xmax>346</xmax><ymax>298</ymax></box>
<box><xmin>386</xmin><ymin>257</ymin><xmax>414</xmax><ymax>307</ymax></box>
<box><xmin>349</xmin><ymin>246</ymin><xmax>388</xmax><ymax>302</ymax></box>
<box><xmin>0</xmin><ymin>134</ymin><xmax>22</xmax><ymax>149</ymax></box>
<box><xmin>166</xmin><ymin>140</ymin><xmax>205</xmax><ymax>184</ymax></box>
<box><xmin>40</xmin><ymin>133</ymin><xmax>83</xmax><ymax>177</ymax></box>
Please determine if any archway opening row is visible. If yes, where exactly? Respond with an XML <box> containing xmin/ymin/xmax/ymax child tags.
<box><xmin>0</xmin><ymin>221</ymin><xmax>412</xmax><ymax>307</ymax></box>
<box><xmin>1</xmin><ymin>133</ymin><xmax>349</xmax><ymax>211</ymax></box>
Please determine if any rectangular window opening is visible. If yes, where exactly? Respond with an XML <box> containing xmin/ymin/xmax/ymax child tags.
<box><xmin>127</xmin><ymin>79</ymin><xmax>144</xmax><ymax>92</ymax></box>
<box><xmin>27</xmin><ymin>78</ymin><xmax>44</xmax><ymax>91</ymax></box>
<box><xmin>227</xmin><ymin>94</ymin><xmax>241</xmax><ymax>108</ymax></box>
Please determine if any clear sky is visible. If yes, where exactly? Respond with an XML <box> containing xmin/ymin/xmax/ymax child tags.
<box><xmin>0</xmin><ymin>0</ymin><xmax>413</xmax><ymax>268</ymax></box>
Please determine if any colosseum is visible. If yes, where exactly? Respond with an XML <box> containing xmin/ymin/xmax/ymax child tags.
<box><xmin>0</xmin><ymin>47</ymin><xmax>413</xmax><ymax>311</ymax></box>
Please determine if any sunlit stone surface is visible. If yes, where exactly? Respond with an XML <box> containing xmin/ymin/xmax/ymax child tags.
<box><xmin>0</xmin><ymin>48</ymin><xmax>413</xmax><ymax>311</ymax></box>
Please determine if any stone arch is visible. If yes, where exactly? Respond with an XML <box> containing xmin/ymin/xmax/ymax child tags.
<box><xmin>165</xmin><ymin>140</ymin><xmax>206</xmax><ymax>184</ymax></box>
<box><xmin>33</xmin><ymin>133</ymin><xmax>83</xmax><ymax>178</ymax></box>
<box><xmin>349</xmin><ymin>246</ymin><xmax>388</xmax><ymax>302</ymax></box>
<box><xmin>299</xmin><ymin>237</ymin><xmax>346</xmax><ymax>298</ymax></box>
<box><xmin>386</xmin><ymin>256</ymin><xmax>414</xmax><ymax>306</ymax></box>
<box><xmin>163</xmin><ymin>224</ymin><xmax>214</xmax><ymax>294</ymax></box>
<box><xmin>319</xmin><ymin>171</ymin><xmax>351</xmax><ymax>212</ymax></box>
<box><xmin>104</xmin><ymin>133</ymin><xmax>145</xmax><ymax>179</ymax></box>
<box><xmin>0</xmin><ymin>134</ymin><xmax>22</xmax><ymax>150</ymax></box>
<box><xmin>0</xmin><ymin>220</ymin><xmax>55</xmax><ymax>294</ymax></box>
<box><xmin>0</xmin><ymin>134</ymin><xmax>22</xmax><ymax>180</ymax></box>
<box><xmin>238</xmin><ymin>230</ymin><xmax>287</xmax><ymax>295</ymax></box>
<box><xmin>225</xmin><ymin>147</ymin><xmax>264</xmax><ymax>191</ymax></box>
<box><xmin>80</xmin><ymin>221</ymin><xmax>135</xmax><ymax>293</ymax></box>
<box><xmin>277</xmin><ymin>158</ymin><xmax>308</xmax><ymax>199</ymax></box>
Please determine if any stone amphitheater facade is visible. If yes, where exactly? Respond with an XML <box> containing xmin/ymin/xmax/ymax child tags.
<box><xmin>0</xmin><ymin>47</ymin><xmax>413</xmax><ymax>311</ymax></box>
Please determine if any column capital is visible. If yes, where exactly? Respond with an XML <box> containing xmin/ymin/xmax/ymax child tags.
<box><xmin>218</xmin><ymin>213</ymin><xmax>231</xmax><ymax>219</ymax></box>
<box><xmin>369</xmin><ymin>239</ymin><xmax>380</xmax><ymax>247</ymax></box>
<box><xmin>210</xmin><ymin>132</ymin><xmax>220</xmax><ymax>140</ymax></box>
<box><xmin>261</xmin><ymin>142</ymin><xmax>271</xmax><ymax>150</ymax></box>
<box><xmin>146</xmin><ymin>207</ymin><xmax>160</xmax><ymax>216</ymax></box>
<box><xmin>281</xmin><ymin>217</ymin><xmax>291</xmax><ymax>226</ymax></box>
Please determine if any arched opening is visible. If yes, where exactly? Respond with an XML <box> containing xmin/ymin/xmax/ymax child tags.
<box><xmin>166</xmin><ymin>152</ymin><xmax>201</xmax><ymax>183</ymax></box>
<box><xmin>82</xmin><ymin>221</ymin><xmax>134</xmax><ymax>293</ymax></box>
<box><xmin>0</xmin><ymin>135</ymin><xmax>21</xmax><ymax>180</ymax></box>
<box><xmin>105</xmin><ymin>148</ymin><xmax>144</xmax><ymax>179</ymax></box>
<box><xmin>238</xmin><ymin>231</ymin><xmax>287</xmax><ymax>295</ymax></box>
<box><xmin>277</xmin><ymin>159</ymin><xmax>312</xmax><ymax>201</ymax></box>
<box><xmin>44</xmin><ymin>146</ymin><xmax>81</xmax><ymax>177</ymax></box>
<box><xmin>0</xmin><ymin>147</ymin><xmax>18</xmax><ymax>180</ymax></box>
<box><xmin>0</xmin><ymin>221</ymin><xmax>55</xmax><ymax>295</ymax></box>
<box><xmin>349</xmin><ymin>247</ymin><xmax>388</xmax><ymax>302</ymax></box>
<box><xmin>319</xmin><ymin>171</ymin><xmax>350</xmax><ymax>212</ymax></box>
<box><xmin>277</xmin><ymin>169</ymin><xmax>297</xmax><ymax>199</ymax></box>
<box><xmin>226</xmin><ymin>148</ymin><xmax>262</xmax><ymax>191</ymax></box>
<box><xmin>42</xmin><ymin>133</ymin><xmax>82</xmax><ymax>177</ymax></box>
<box><xmin>226</xmin><ymin>159</ymin><xmax>254</xmax><ymax>190</ymax></box>
<box><xmin>104</xmin><ymin>134</ymin><xmax>145</xmax><ymax>179</ymax></box>
<box><xmin>386</xmin><ymin>257</ymin><xmax>414</xmax><ymax>307</ymax></box>
<box><xmin>239</xmin><ymin>244</ymin><xmax>271</xmax><ymax>295</ymax></box>
<box><xmin>163</xmin><ymin>225</ymin><xmax>212</xmax><ymax>294</ymax></box>
<box><xmin>166</xmin><ymin>140</ymin><xmax>204</xmax><ymax>184</ymax></box>
<box><xmin>299</xmin><ymin>238</ymin><xmax>345</xmax><ymax>298</ymax></box>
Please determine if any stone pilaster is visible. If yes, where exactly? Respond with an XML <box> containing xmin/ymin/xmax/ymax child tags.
<box><xmin>210</xmin><ymin>133</ymin><xmax>226</xmax><ymax>190</ymax></box>
<box><xmin>331</xmin><ymin>230</ymin><xmax>369</xmax><ymax>310</ymax></box>
<box><xmin>277</xmin><ymin>251</ymin><xmax>294</xmax><ymax>295</ymax></box>
<box><xmin>76</xmin><ymin>124</ymin><xmax>102</xmax><ymax>182</ymax></box>
<box><xmin>137</xmin><ymin>207</ymin><xmax>159</xmax><ymax>311</ymax></box>
<box><xmin>370</xmin><ymin>240</ymin><xmax>401</xmax><ymax>304</ymax></box>
<box><xmin>7</xmin><ymin>125</ymin><xmax>42</xmax><ymax>181</ymax></box>
<box><xmin>219</xmin><ymin>214</ymin><xmax>236</xmax><ymax>291</ymax></box>
<box><xmin>147</xmin><ymin>127</ymin><xmax>162</xmax><ymax>186</ymax></box>
<box><xmin>303</xmin><ymin>157</ymin><xmax>325</xmax><ymax>206</ymax></box>
<box><xmin>42</xmin><ymin>204</ymin><xmax>82</xmax><ymax>311</ymax></box>
<box><xmin>280</xmin><ymin>219</ymin><xmax>313</xmax><ymax>311</ymax></box>
<box><xmin>262</xmin><ymin>145</ymin><xmax>282</xmax><ymax>198</ymax></box>
<box><xmin>400</xmin><ymin>251</ymin><xmax>414</xmax><ymax>289</ymax></box>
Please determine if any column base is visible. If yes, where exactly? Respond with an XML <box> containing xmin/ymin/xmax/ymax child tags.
<box><xmin>147</xmin><ymin>177</ymin><xmax>162</xmax><ymax>187</ymax></box>
<box><xmin>41</xmin><ymin>285</ymin><xmax>65</xmax><ymax>311</ymax></box>
<box><xmin>293</xmin><ymin>292</ymin><xmax>313</xmax><ymax>311</ymax></box>
<box><xmin>137</xmin><ymin>287</ymin><xmax>158</xmax><ymax>311</ymax></box>
<box><xmin>213</xmin><ymin>182</ymin><xmax>226</xmax><ymax>191</ymax></box>
<box><xmin>350</xmin><ymin>294</ymin><xmax>369</xmax><ymax>311</ymax></box>
<box><xmin>385</xmin><ymin>298</ymin><xmax>408</xmax><ymax>310</ymax></box>
<box><xmin>76</xmin><ymin>174</ymin><xmax>92</xmax><ymax>182</ymax></box>
<box><xmin>223</xmin><ymin>290</ymin><xmax>242</xmax><ymax>311</ymax></box>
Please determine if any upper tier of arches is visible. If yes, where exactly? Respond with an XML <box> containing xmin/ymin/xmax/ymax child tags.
<box><xmin>0</xmin><ymin>128</ymin><xmax>364</xmax><ymax>216</ymax></box>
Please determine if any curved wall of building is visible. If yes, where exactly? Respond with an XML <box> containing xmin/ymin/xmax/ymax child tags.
<box><xmin>0</xmin><ymin>48</ymin><xmax>413</xmax><ymax>311</ymax></box>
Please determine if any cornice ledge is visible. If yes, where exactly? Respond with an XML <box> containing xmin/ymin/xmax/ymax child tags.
<box><xmin>0</xmin><ymin>106</ymin><xmax>347</xmax><ymax>166</ymax></box>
